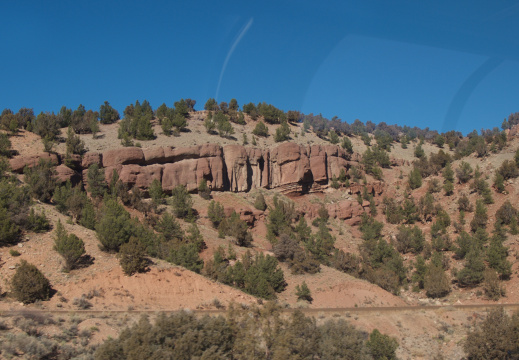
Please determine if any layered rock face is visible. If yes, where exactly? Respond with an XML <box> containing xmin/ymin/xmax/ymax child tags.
<box><xmin>10</xmin><ymin>142</ymin><xmax>383</xmax><ymax>196</ymax></box>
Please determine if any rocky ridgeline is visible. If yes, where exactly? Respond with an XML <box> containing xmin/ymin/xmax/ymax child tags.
<box><xmin>9</xmin><ymin>142</ymin><xmax>386</xmax><ymax>197</ymax></box>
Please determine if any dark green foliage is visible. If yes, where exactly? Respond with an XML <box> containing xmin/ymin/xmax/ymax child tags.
<box><xmin>257</xmin><ymin>102</ymin><xmax>286</xmax><ymax>124</ymax></box>
<box><xmin>328</xmin><ymin>130</ymin><xmax>339</xmax><ymax>144</ymax></box>
<box><xmin>155</xmin><ymin>212</ymin><xmax>184</xmax><ymax>241</ymax></box>
<box><xmin>32</xmin><ymin>111</ymin><xmax>60</xmax><ymax>141</ymax></box>
<box><xmin>10</xmin><ymin>260</ymin><xmax>51</xmax><ymax>304</ymax></box>
<box><xmin>23</xmin><ymin>159</ymin><xmax>57</xmax><ymax>203</ymax></box>
<box><xmin>412</xmin><ymin>255</ymin><xmax>427</xmax><ymax>289</ymax></box>
<box><xmin>0</xmin><ymin>207</ymin><xmax>21</xmax><ymax>246</ymax></box>
<box><xmin>470</xmin><ymin>199</ymin><xmax>488</xmax><ymax>232</ymax></box>
<box><xmin>366</xmin><ymin>329</ymin><xmax>399</xmax><ymax>360</ymax></box>
<box><xmin>470</xmin><ymin>176</ymin><xmax>493</xmax><ymax>204</ymax></box>
<box><xmin>26</xmin><ymin>208</ymin><xmax>51</xmax><ymax>233</ymax></box>
<box><xmin>204</xmin><ymin>115</ymin><xmax>216</xmax><ymax>134</ymax></box>
<box><xmin>487</xmin><ymin>234</ymin><xmax>512</xmax><ymax>279</ymax></box>
<box><xmin>362</xmin><ymin>145</ymin><xmax>390</xmax><ymax>175</ymax></box>
<box><xmin>218</xmin><ymin>211</ymin><xmax>252</xmax><ymax>247</ymax></box>
<box><xmin>414</xmin><ymin>144</ymin><xmax>425</xmax><ymax>158</ymax></box>
<box><xmin>99</xmin><ymin>101</ymin><xmax>120</xmax><ymax>124</ymax></box>
<box><xmin>207</xmin><ymin>200</ymin><xmax>225</xmax><ymax>228</ymax></box>
<box><xmin>464</xmin><ymin>308</ymin><xmax>519</xmax><ymax>360</ymax></box>
<box><xmin>148</xmin><ymin>179</ymin><xmax>165</xmax><ymax>207</ymax></box>
<box><xmin>205</xmin><ymin>250</ymin><xmax>286</xmax><ymax>299</ymax></box>
<box><xmin>495</xmin><ymin>200</ymin><xmax>517</xmax><ymax>225</ymax></box>
<box><xmin>0</xmin><ymin>178</ymin><xmax>32</xmax><ymax>245</ymax></box>
<box><xmin>87</xmin><ymin>163</ymin><xmax>106</xmax><ymax>198</ymax></box>
<box><xmin>497</xmin><ymin>159</ymin><xmax>519</xmax><ymax>181</ymax></box>
<box><xmin>493</xmin><ymin>172</ymin><xmax>505</xmax><ymax>193</ymax></box>
<box><xmin>424</xmin><ymin>264</ymin><xmax>450</xmax><ymax>298</ymax></box>
<box><xmin>118</xmin><ymin>100</ymin><xmax>155</xmax><ymax>140</ymax></box>
<box><xmin>483</xmin><ymin>269</ymin><xmax>505</xmax><ymax>301</ymax></box>
<box><xmin>394</xmin><ymin>225</ymin><xmax>424</xmax><ymax>254</ymax></box>
<box><xmin>0</xmin><ymin>133</ymin><xmax>12</xmax><ymax>157</ymax></box>
<box><xmin>374</xmin><ymin>130</ymin><xmax>393</xmax><ymax>151</ymax></box>
<box><xmin>456</xmin><ymin>161</ymin><xmax>473</xmax><ymax>183</ymax></box>
<box><xmin>454</xmin><ymin>231</ymin><xmax>474</xmax><ymax>259</ymax></box>
<box><xmin>433</xmin><ymin>134</ymin><xmax>445</xmax><ymax>148</ymax></box>
<box><xmin>197</xmin><ymin>179</ymin><xmax>211</xmax><ymax>200</ymax></box>
<box><xmin>266</xmin><ymin>195</ymin><xmax>295</xmax><ymax>243</ymax></box>
<box><xmin>80</xmin><ymin>198</ymin><xmax>97</xmax><ymax>230</ymax></box>
<box><xmin>169</xmin><ymin>185</ymin><xmax>193</xmax><ymax>219</ymax></box>
<box><xmin>442</xmin><ymin>162</ymin><xmax>454</xmax><ymax>183</ymax></box>
<box><xmin>204</xmin><ymin>98</ymin><xmax>219</xmax><ymax>111</ymax></box>
<box><xmin>341</xmin><ymin>136</ymin><xmax>353</xmax><ymax>153</ymax></box>
<box><xmin>442</xmin><ymin>179</ymin><xmax>454</xmax><ymax>196</ymax></box>
<box><xmin>408</xmin><ymin>167</ymin><xmax>422</xmax><ymax>189</ymax></box>
<box><xmin>168</xmin><ymin>243</ymin><xmax>204</xmax><ymax>273</ymax></box>
<box><xmin>65</xmin><ymin>126</ymin><xmax>86</xmax><ymax>156</ymax></box>
<box><xmin>254</xmin><ymin>192</ymin><xmax>267</xmax><ymax>211</ymax></box>
<box><xmin>54</xmin><ymin>220</ymin><xmax>85</xmax><ymax>271</ymax></box>
<box><xmin>95</xmin><ymin>197</ymin><xmax>133</xmax><ymax>252</ymax></box>
<box><xmin>274</xmin><ymin>121</ymin><xmax>290</xmax><ymax>142</ymax></box>
<box><xmin>95</xmin><ymin>305</ymin><xmax>388</xmax><ymax>360</ymax></box>
<box><xmin>295</xmin><ymin>281</ymin><xmax>312</xmax><ymax>302</ymax></box>
<box><xmin>457</xmin><ymin>247</ymin><xmax>485</xmax><ymax>286</ymax></box>
<box><xmin>118</xmin><ymin>237</ymin><xmax>148</xmax><ymax>276</ymax></box>
<box><xmin>214</xmin><ymin>111</ymin><xmax>234</xmax><ymax>137</ymax></box>
<box><xmin>305</xmin><ymin>222</ymin><xmax>335</xmax><ymax>264</ymax></box>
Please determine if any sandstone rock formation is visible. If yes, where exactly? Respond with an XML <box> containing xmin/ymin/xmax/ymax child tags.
<box><xmin>13</xmin><ymin>142</ymin><xmax>386</xmax><ymax>198</ymax></box>
<box><xmin>9</xmin><ymin>153</ymin><xmax>60</xmax><ymax>173</ymax></box>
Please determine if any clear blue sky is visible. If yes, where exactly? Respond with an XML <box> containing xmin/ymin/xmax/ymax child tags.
<box><xmin>2</xmin><ymin>0</ymin><xmax>519</xmax><ymax>135</ymax></box>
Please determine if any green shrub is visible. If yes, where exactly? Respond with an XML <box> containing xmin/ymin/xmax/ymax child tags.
<box><xmin>95</xmin><ymin>197</ymin><xmax>133</xmax><ymax>252</ymax></box>
<box><xmin>169</xmin><ymin>185</ymin><xmax>193</xmax><ymax>219</ymax></box>
<box><xmin>408</xmin><ymin>167</ymin><xmax>422</xmax><ymax>189</ymax></box>
<box><xmin>11</xmin><ymin>260</ymin><xmax>51</xmax><ymax>304</ymax></box>
<box><xmin>424</xmin><ymin>264</ymin><xmax>450</xmax><ymax>298</ymax></box>
<box><xmin>254</xmin><ymin>193</ymin><xmax>267</xmax><ymax>211</ymax></box>
<box><xmin>54</xmin><ymin>220</ymin><xmax>85</xmax><ymax>272</ymax></box>
<box><xmin>23</xmin><ymin>159</ymin><xmax>57</xmax><ymax>202</ymax></box>
<box><xmin>198</xmin><ymin>179</ymin><xmax>211</xmax><ymax>200</ymax></box>
<box><xmin>251</xmin><ymin>117</ymin><xmax>269</xmax><ymax>135</ymax></box>
<box><xmin>118</xmin><ymin>237</ymin><xmax>148</xmax><ymax>276</ymax></box>
<box><xmin>295</xmin><ymin>281</ymin><xmax>312</xmax><ymax>302</ymax></box>
<box><xmin>207</xmin><ymin>200</ymin><xmax>225</xmax><ymax>228</ymax></box>
<box><xmin>366</xmin><ymin>329</ymin><xmax>398</xmax><ymax>360</ymax></box>
<box><xmin>87</xmin><ymin>163</ymin><xmax>106</xmax><ymax>198</ymax></box>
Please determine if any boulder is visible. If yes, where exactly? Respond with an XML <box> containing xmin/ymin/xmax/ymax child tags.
<box><xmin>9</xmin><ymin>153</ymin><xmax>59</xmax><ymax>173</ymax></box>
<box><xmin>309</xmin><ymin>145</ymin><xmax>328</xmax><ymax>183</ymax></box>
<box><xmin>143</xmin><ymin>147</ymin><xmax>165</xmax><ymax>165</ymax></box>
<box><xmin>270</xmin><ymin>143</ymin><xmax>311</xmax><ymax>190</ymax></box>
<box><xmin>224</xmin><ymin>145</ymin><xmax>249</xmax><ymax>192</ymax></box>
<box><xmin>118</xmin><ymin>164</ymin><xmax>164</xmax><ymax>189</ymax></box>
<box><xmin>81</xmin><ymin>152</ymin><xmax>102</xmax><ymax>168</ymax></box>
<box><xmin>102</xmin><ymin>147</ymin><xmax>144</xmax><ymax>167</ymax></box>
<box><xmin>55</xmin><ymin>164</ymin><xmax>80</xmax><ymax>184</ymax></box>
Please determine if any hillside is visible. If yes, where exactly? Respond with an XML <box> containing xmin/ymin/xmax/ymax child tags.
<box><xmin>1</xmin><ymin>106</ymin><xmax>519</xmax><ymax>359</ymax></box>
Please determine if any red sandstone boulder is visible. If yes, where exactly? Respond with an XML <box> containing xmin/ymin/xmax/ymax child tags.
<box><xmin>102</xmin><ymin>147</ymin><xmax>144</xmax><ymax>167</ymax></box>
<box><xmin>81</xmin><ymin>152</ymin><xmax>102</xmax><ymax>168</ymax></box>
<box><xmin>224</xmin><ymin>145</ymin><xmax>249</xmax><ymax>192</ymax></box>
<box><xmin>118</xmin><ymin>164</ymin><xmax>164</xmax><ymax>189</ymax></box>
<box><xmin>143</xmin><ymin>147</ymin><xmax>165</xmax><ymax>165</ymax></box>
<box><xmin>9</xmin><ymin>153</ymin><xmax>59</xmax><ymax>173</ymax></box>
<box><xmin>55</xmin><ymin>164</ymin><xmax>80</xmax><ymax>184</ymax></box>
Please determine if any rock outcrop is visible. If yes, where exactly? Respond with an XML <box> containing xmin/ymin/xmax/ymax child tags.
<box><xmin>9</xmin><ymin>153</ymin><xmax>60</xmax><ymax>173</ymax></box>
<box><xmin>12</xmin><ymin>142</ymin><xmax>386</xmax><ymax>197</ymax></box>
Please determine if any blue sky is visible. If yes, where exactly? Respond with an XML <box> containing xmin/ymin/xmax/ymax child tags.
<box><xmin>2</xmin><ymin>1</ymin><xmax>519</xmax><ymax>134</ymax></box>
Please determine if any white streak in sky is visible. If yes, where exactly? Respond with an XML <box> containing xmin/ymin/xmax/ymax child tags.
<box><xmin>216</xmin><ymin>18</ymin><xmax>253</xmax><ymax>100</ymax></box>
